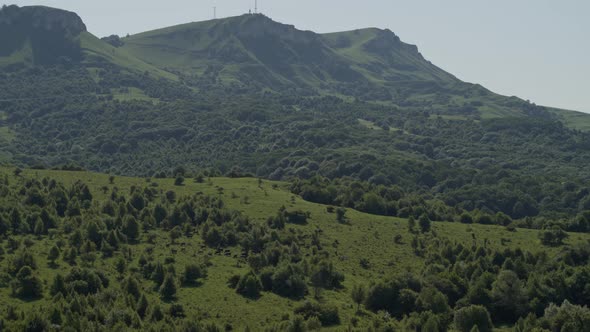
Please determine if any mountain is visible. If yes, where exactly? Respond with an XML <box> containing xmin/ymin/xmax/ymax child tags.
<box><xmin>121</xmin><ymin>14</ymin><xmax>456</xmax><ymax>92</ymax></box>
<box><xmin>122</xmin><ymin>15</ymin><xmax>501</xmax><ymax>109</ymax></box>
<box><xmin>119</xmin><ymin>13</ymin><xmax>571</xmax><ymax>120</ymax></box>
<box><xmin>0</xmin><ymin>5</ymin><xmax>175</xmax><ymax>79</ymax></box>
<box><xmin>2</xmin><ymin>5</ymin><xmax>590</xmax><ymax>223</ymax></box>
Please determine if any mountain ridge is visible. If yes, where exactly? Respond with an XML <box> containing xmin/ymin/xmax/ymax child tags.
<box><xmin>120</xmin><ymin>13</ymin><xmax>460</xmax><ymax>94</ymax></box>
<box><xmin>1</xmin><ymin>5</ymin><xmax>587</xmax><ymax>122</ymax></box>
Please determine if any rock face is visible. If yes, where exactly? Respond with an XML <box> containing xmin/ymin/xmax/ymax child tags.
<box><xmin>0</xmin><ymin>5</ymin><xmax>86</xmax><ymax>35</ymax></box>
<box><xmin>0</xmin><ymin>5</ymin><xmax>86</xmax><ymax>65</ymax></box>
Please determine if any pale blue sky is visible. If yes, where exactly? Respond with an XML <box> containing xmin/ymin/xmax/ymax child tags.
<box><xmin>11</xmin><ymin>0</ymin><xmax>590</xmax><ymax>112</ymax></box>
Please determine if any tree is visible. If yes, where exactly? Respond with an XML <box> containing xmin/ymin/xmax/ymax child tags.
<box><xmin>129</xmin><ymin>193</ymin><xmax>146</xmax><ymax>210</ymax></box>
<box><xmin>137</xmin><ymin>293</ymin><xmax>149</xmax><ymax>318</ymax></box>
<box><xmin>47</xmin><ymin>245</ymin><xmax>60</xmax><ymax>266</ymax></box>
<box><xmin>0</xmin><ymin>214</ymin><xmax>8</xmax><ymax>235</ymax></box>
<box><xmin>460</xmin><ymin>212</ymin><xmax>474</xmax><ymax>224</ymax></box>
<box><xmin>13</xmin><ymin>266</ymin><xmax>43</xmax><ymax>298</ymax></box>
<box><xmin>174</xmin><ymin>176</ymin><xmax>185</xmax><ymax>186</ymax></box>
<box><xmin>34</xmin><ymin>218</ymin><xmax>45</xmax><ymax>237</ymax></box>
<box><xmin>454</xmin><ymin>305</ymin><xmax>494</xmax><ymax>332</ymax></box>
<box><xmin>543</xmin><ymin>301</ymin><xmax>590</xmax><ymax>332</ymax></box>
<box><xmin>181</xmin><ymin>264</ymin><xmax>207</xmax><ymax>286</ymax></box>
<box><xmin>491</xmin><ymin>270</ymin><xmax>528</xmax><ymax>322</ymax></box>
<box><xmin>159</xmin><ymin>274</ymin><xmax>177</xmax><ymax>300</ymax></box>
<box><xmin>351</xmin><ymin>284</ymin><xmax>366</xmax><ymax>312</ymax></box>
<box><xmin>170</xmin><ymin>226</ymin><xmax>183</xmax><ymax>244</ymax></box>
<box><xmin>422</xmin><ymin>315</ymin><xmax>441</xmax><ymax>332</ymax></box>
<box><xmin>419</xmin><ymin>214</ymin><xmax>431</xmax><ymax>233</ymax></box>
<box><xmin>123</xmin><ymin>276</ymin><xmax>142</xmax><ymax>300</ymax></box>
<box><xmin>122</xmin><ymin>215</ymin><xmax>140</xmax><ymax>242</ymax></box>
<box><xmin>539</xmin><ymin>225</ymin><xmax>568</xmax><ymax>246</ymax></box>
<box><xmin>50</xmin><ymin>274</ymin><xmax>67</xmax><ymax>296</ymax></box>
<box><xmin>23</xmin><ymin>314</ymin><xmax>49</xmax><ymax>332</ymax></box>
<box><xmin>416</xmin><ymin>287</ymin><xmax>450</xmax><ymax>314</ymax></box>
<box><xmin>151</xmin><ymin>262</ymin><xmax>165</xmax><ymax>286</ymax></box>
<box><xmin>336</xmin><ymin>207</ymin><xmax>347</xmax><ymax>223</ymax></box>
<box><xmin>408</xmin><ymin>216</ymin><xmax>416</xmax><ymax>233</ymax></box>
<box><xmin>361</xmin><ymin>193</ymin><xmax>386</xmax><ymax>215</ymax></box>
<box><xmin>236</xmin><ymin>271</ymin><xmax>263</xmax><ymax>299</ymax></box>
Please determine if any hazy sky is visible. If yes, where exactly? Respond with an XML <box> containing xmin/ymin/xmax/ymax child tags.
<box><xmin>10</xmin><ymin>0</ymin><xmax>590</xmax><ymax>112</ymax></box>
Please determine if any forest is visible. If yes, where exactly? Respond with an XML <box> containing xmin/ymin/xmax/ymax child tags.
<box><xmin>2</xmin><ymin>64</ymin><xmax>590</xmax><ymax>229</ymax></box>
<box><xmin>0</xmin><ymin>168</ymin><xmax>589</xmax><ymax>331</ymax></box>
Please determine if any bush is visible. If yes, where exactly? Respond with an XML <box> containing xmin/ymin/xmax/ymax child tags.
<box><xmin>236</xmin><ymin>271</ymin><xmax>263</xmax><ymax>299</ymax></box>
<box><xmin>419</xmin><ymin>214</ymin><xmax>431</xmax><ymax>233</ymax></box>
<box><xmin>453</xmin><ymin>305</ymin><xmax>493</xmax><ymax>332</ymax></box>
<box><xmin>365</xmin><ymin>277</ymin><xmax>420</xmax><ymax>318</ymax></box>
<box><xmin>227</xmin><ymin>274</ymin><xmax>241</xmax><ymax>289</ymax></box>
<box><xmin>159</xmin><ymin>274</ymin><xmax>177</xmax><ymax>300</ymax></box>
<box><xmin>539</xmin><ymin>226</ymin><xmax>568</xmax><ymax>246</ymax></box>
<box><xmin>174</xmin><ymin>177</ymin><xmax>185</xmax><ymax>186</ymax></box>
<box><xmin>181</xmin><ymin>264</ymin><xmax>207</xmax><ymax>285</ymax></box>
<box><xmin>460</xmin><ymin>213</ymin><xmax>474</xmax><ymax>224</ymax></box>
<box><xmin>284</xmin><ymin>210</ymin><xmax>310</xmax><ymax>225</ymax></box>
<box><xmin>271</xmin><ymin>264</ymin><xmax>307</xmax><ymax>299</ymax></box>
<box><xmin>169</xmin><ymin>303</ymin><xmax>185</xmax><ymax>318</ymax></box>
<box><xmin>542</xmin><ymin>301</ymin><xmax>590</xmax><ymax>332</ymax></box>
<box><xmin>294</xmin><ymin>301</ymin><xmax>340</xmax><ymax>326</ymax></box>
<box><xmin>13</xmin><ymin>266</ymin><xmax>43</xmax><ymax>299</ymax></box>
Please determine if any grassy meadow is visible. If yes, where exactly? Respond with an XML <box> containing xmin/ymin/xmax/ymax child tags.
<box><xmin>1</xmin><ymin>167</ymin><xmax>587</xmax><ymax>330</ymax></box>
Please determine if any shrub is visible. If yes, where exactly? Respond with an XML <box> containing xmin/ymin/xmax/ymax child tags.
<box><xmin>236</xmin><ymin>271</ymin><xmax>263</xmax><ymax>299</ymax></box>
<box><xmin>419</xmin><ymin>214</ymin><xmax>431</xmax><ymax>233</ymax></box>
<box><xmin>543</xmin><ymin>300</ymin><xmax>590</xmax><ymax>332</ymax></box>
<box><xmin>13</xmin><ymin>266</ymin><xmax>43</xmax><ymax>298</ymax></box>
<box><xmin>454</xmin><ymin>305</ymin><xmax>493</xmax><ymax>332</ymax></box>
<box><xmin>294</xmin><ymin>301</ymin><xmax>340</xmax><ymax>326</ymax></box>
<box><xmin>159</xmin><ymin>274</ymin><xmax>177</xmax><ymax>300</ymax></box>
<box><xmin>539</xmin><ymin>226</ymin><xmax>568</xmax><ymax>246</ymax></box>
<box><xmin>174</xmin><ymin>177</ymin><xmax>185</xmax><ymax>186</ymax></box>
<box><xmin>271</xmin><ymin>264</ymin><xmax>307</xmax><ymax>299</ymax></box>
<box><xmin>284</xmin><ymin>210</ymin><xmax>310</xmax><ymax>225</ymax></box>
<box><xmin>181</xmin><ymin>264</ymin><xmax>207</xmax><ymax>286</ymax></box>
<box><xmin>460</xmin><ymin>213</ymin><xmax>474</xmax><ymax>224</ymax></box>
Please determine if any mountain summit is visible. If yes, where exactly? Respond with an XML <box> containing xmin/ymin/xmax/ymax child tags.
<box><xmin>0</xmin><ymin>5</ymin><xmax>583</xmax><ymax>121</ymax></box>
<box><xmin>120</xmin><ymin>13</ymin><xmax>460</xmax><ymax>97</ymax></box>
<box><xmin>0</xmin><ymin>5</ymin><xmax>86</xmax><ymax>65</ymax></box>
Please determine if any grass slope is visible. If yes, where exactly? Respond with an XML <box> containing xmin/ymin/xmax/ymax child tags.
<box><xmin>549</xmin><ymin>107</ymin><xmax>590</xmax><ymax>131</ymax></box>
<box><xmin>80</xmin><ymin>32</ymin><xmax>178</xmax><ymax>81</ymax></box>
<box><xmin>1</xmin><ymin>167</ymin><xmax>587</xmax><ymax>330</ymax></box>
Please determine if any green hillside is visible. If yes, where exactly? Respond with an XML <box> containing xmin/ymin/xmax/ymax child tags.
<box><xmin>0</xmin><ymin>5</ymin><xmax>176</xmax><ymax>81</ymax></box>
<box><xmin>80</xmin><ymin>32</ymin><xmax>178</xmax><ymax>81</ymax></box>
<box><xmin>0</xmin><ymin>167</ymin><xmax>589</xmax><ymax>331</ymax></box>
<box><xmin>120</xmin><ymin>14</ymin><xmax>542</xmax><ymax>119</ymax></box>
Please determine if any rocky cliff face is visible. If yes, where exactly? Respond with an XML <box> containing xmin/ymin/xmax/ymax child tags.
<box><xmin>0</xmin><ymin>5</ymin><xmax>86</xmax><ymax>35</ymax></box>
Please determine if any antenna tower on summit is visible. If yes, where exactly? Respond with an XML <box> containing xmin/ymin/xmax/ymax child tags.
<box><xmin>213</xmin><ymin>6</ymin><xmax>216</xmax><ymax>19</ymax></box>
<box><xmin>255</xmin><ymin>0</ymin><xmax>258</xmax><ymax>14</ymax></box>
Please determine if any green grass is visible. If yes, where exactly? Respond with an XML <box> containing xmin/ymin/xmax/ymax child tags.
<box><xmin>357</xmin><ymin>118</ymin><xmax>383</xmax><ymax>130</ymax></box>
<box><xmin>0</xmin><ymin>126</ymin><xmax>15</xmax><ymax>142</ymax></box>
<box><xmin>80</xmin><ymin>32</ymin><xmax>178</xmax><ymax>81</ymax></box>
<box><xmin>1</xmin><ymin>167</ymin><xmax>587</xmax><ymax>330</ymax></box>
<box><xmin>111</xmin><ymin>87</ymin><xmax>159</xmax><ymax>103</ymax></box>
<box><xmin>429</xmin><ymin>114</ymin><xmax>474</xmax><ymax>122</ymax></box>
<box><xmin>550</xmin><ymin>108</ymin><xmax>590</xmax><ymax>131</ymax></box>
<box><xmin>0</xmin><ymin>40</ymin><xmax>32</xmax><ymax>67</ymax></box>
